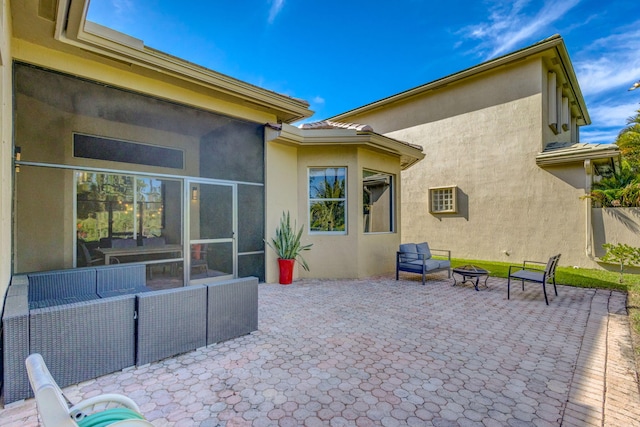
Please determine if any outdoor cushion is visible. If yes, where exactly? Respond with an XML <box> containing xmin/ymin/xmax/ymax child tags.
<box><xmin>398</xmin><ymin>243</ymin><xmax>418</xmax><ymax>262</ymax></box>
<box><xmin>509</xmin><ymin>270</ymin><xmax>544</xmax><ymax>282</ymax></box>
<box><xmin>399</xmin><ymin>259</ymin><xmax>442</xmax><ymax>272</ymax></box>
<box><xmin>28</xmin><ymin>269</ymin><xmax>98</xmax><ymax>309</ymax></box>
<box><xmin>96</xmin><ymin>264</ymin><xmax>151</xmax><ymax>298</ymax></box>
<box><xmin>438</xmin><ymin>260</ymin><xmax>451</xmax><ymax>269</ymax></box>
<box><xmin>416</xmin><ymin>242</ymin><xmax>432</xmax><ymax>259</ymax></box>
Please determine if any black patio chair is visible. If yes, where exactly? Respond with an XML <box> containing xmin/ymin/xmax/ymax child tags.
<box><xmin>507</xmin><ymin>254</ymin><xmax>561</xmax><ymax>305</ymax></box>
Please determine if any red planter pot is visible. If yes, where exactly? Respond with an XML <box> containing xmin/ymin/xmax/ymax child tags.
<box><xmin>278</xmin><ymin>258</ymin><xmax>295</xmax><ymax>285</ymax></box>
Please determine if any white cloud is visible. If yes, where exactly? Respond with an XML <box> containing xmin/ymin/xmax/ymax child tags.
<box><xmin>268</xmin><ymin>0</ymin><xmax>285</xmax><ymax>24</ymax></box>
<box><xmin>579</xmin><ymin>128</ymin><xmax>618</xmax><ymax>144</ymax></box>
<box><xmin>588</xmin><ymin>101</ymin><xmax>639</xmax><ymax>126</ymax></box>
<box><xmin>582</xmin><ymin>101</ymin><xmax>639</xmax><ymax>143</ymax></box>
<box><xmin>312</xmin><ymin>96</ymin><xmax>325</xmax><ymax>105</ymax></box>
<box><xmin>459</xmin><ymin>0</ymin><xmax>580</xmax><ymax>59</ymax></box>
<box><xmin>111</xmin><ymin>0</ymin><xmax>134</xmax><ymax>17</ymax></box>
<box><xmin>574</xmin><ymin>24</ymin><xmax>640</xmax><ymax>96</ymax></box>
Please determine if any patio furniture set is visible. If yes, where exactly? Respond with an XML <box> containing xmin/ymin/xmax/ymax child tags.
<box><xmin>396</xmin><ymin>242</ymin><xmax>561</xmax><ymax>304</ymax></box>
<box><xmin>2</xmin><ymin>263</ymin><xmax>258</xmax><ymax>404</ymax></box>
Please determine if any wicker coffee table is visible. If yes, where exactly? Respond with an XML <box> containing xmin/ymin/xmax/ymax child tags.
<box><xmin>452</xmin><ymin>265</ymin><xmax>490</xmax><ymax>291</ymax></box>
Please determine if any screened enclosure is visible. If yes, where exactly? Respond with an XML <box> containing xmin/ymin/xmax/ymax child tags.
<box><xmin>13</xmin><ymin>62</ymin><xmax>266</xmax><ymax>283</ymax></box>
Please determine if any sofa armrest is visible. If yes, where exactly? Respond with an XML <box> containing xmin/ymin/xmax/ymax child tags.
<box><xmin>2</xmin><ymin>278</ymin><xmax>31</xmax><ymax>403</ymax></box>
<box><xmin>430</xmin><ymin>249</ymin><xmax>451</xmax><ymax>260</ymax></box>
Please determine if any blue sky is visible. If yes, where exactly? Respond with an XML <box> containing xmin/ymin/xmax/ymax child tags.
<box><xmin>87</xmin><ymin>0</ymin><xmax>640</xmax><ymax>144</ymax></box>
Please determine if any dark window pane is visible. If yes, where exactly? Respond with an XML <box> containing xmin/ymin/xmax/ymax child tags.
<box><xmin>74</xmin><ymin>134</ymin><xmax>184</xmax><ymax>169</ymax></box>
<box><xmin>238</xmin><ymin>184</ymin><xmax>264</xmax><ymax>253</ymax></box>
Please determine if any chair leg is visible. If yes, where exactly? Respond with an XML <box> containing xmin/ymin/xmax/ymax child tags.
<box><xmin>553</xmin><ymin>279</ymin><xmax>558</xmax><ymax>296</ymax></box>
<box><xmin>542</xmin><ymin>282</ymin><xmax>549</xmax><ymax>305</ymax></box>
<box><xmin>396</xmin><ymin>267</ymin><xmax>399</xmax><ymax>281</ymax></box>
<box><xmin>507</xmin><ymin>277</ymin><xmax>511</xmax><ymax>299</ymax></box>
<box><xmin>422</xmin><ymin>271</ymin><xmax>426</xmax><ymax>286</ymax></box>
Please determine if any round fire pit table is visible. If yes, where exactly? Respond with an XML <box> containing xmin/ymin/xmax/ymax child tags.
<box><xmin>452</xmin><ymin>265</ymin><xmax>490</xmax><ymax>291</ymax></box>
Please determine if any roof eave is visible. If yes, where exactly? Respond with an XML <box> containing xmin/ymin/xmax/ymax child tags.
<box><xmin>53</xmin><ymin>0</ymin><xmax>313</xmax><ymax>123</ymax></box>
<box><xmin>536</xmin><ymin>146</ymin><xmax>621</xmax><ymax>166</ymax></box>
<box><xmin>330</xmin><ymin>35</ymin><xmax>589</xmax><ymax>124</ymax></box>
<box><xmin>266</xmin><ymin>123</ymin><xmax>425</xmax><ymax>170</ymax></box>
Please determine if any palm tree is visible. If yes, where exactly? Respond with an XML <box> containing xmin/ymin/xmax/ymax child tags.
<box><xmin>616</xmin><ymin>107</ymin><xmax>640</xmax><ymax>172</ymax></box>
<box><xmin>586</xmin><ymin>168</ymin><xmax>639</xmax><ymax>207</ymax></box>
<box><xmin>309</xmin><ymin>170</ymin><xmax>345</xmax><ymax>231</ymax></box>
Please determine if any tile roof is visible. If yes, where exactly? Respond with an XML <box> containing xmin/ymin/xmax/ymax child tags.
<box><xmin>541</xmin><ymin>141</ymin><xmax>617</xmax><ymax>154</ymax></box>
<box><xmin>536</xmin><ymin>141</ymin><xmax>620</xmax><ymax>165</ymax></box>
<box><xmin>299</xmin><ymin>120</ymin><xmax>373</xmax><ymax>132</ymax></box>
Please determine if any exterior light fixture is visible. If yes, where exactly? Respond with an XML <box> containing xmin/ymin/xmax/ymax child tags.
<box><xmin>629</xmin><ymin>81</ymin><xmax>640</xmax><ymax>91</ymax></box>
<box><xmin>14</xmin><ymin>146</ymin><xmax>21</xmax><ymax>173</ymax></box>
<box><xmin>191</xmin><ymin>186</ymin><xmax>198</xmax><ymax>201</ymax></box>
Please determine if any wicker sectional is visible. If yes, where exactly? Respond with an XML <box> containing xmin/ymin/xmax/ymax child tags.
<box><xmin>1</xmin><ymin>267</ymin><xmax>258</xmax><ymax>404</ymax></box>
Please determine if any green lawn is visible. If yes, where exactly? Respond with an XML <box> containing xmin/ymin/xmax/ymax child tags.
<box><xmin>452</xmin><ymin>257</ymin><xmax>640</xmax><ymax>361</ymax></box>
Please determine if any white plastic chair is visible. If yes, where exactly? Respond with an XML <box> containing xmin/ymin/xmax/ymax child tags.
<box><xmin>25</xmin><ymin>353</ymin><xmax>154</xmax><ymax>427</ymax></box>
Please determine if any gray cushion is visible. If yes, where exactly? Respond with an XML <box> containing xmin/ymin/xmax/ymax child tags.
<box><xmin>399</xmin><ymin>259</ymin><xmax>442</xmax><ymax>271</ymax></box>
<box><xmin>416</xmin><ymin>243</ymin><xmax>432</xmax><ymax>259</ymax></box>
<box><xmin>438</xmin><ymin>260</ymin><xmax>451</xmax><ymax>269</ymax></box>
<box><xmin>28</xmin><ymin>269</ymin><xmax>97</xmax><ymax>305</ymax></box>
<box><xmin>510</xmin><ymin>270</ymin><xmax>544</xmax><ymax>282</ymax></box>
<box><xmin>399</xmin><ymin>243</ymin><xmax>418</xmax><ymax>262</ymax></box>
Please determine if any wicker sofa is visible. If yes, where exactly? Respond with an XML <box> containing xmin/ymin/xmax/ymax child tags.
<box><xmin>2</xmin><ymin>264</ymin><xmax>258</xmax><ymax>404</ymax></box>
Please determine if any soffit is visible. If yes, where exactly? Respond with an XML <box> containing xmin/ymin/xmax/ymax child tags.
<box><xmin>536</xmin><ymin>141</ymin><xmax>620</xmax><ymax>166</ymax></box>
<box><xmin>10</xmin><ymin>0</ymin><xmax>313</xmax><ymax>123</ymax></box>
<box><xmin>330</xmin><ymin>35</ymin><xmax>589</xmax><ymax>126</ymax></box>
<box><xmin>267</xmin><ymin>123</ymin><xmax>425</xmax><ymax>170</ymax></box>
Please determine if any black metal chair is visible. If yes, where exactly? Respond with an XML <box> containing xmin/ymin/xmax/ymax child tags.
<box><xmin>77</xmin><ymin>241</ymin><xmax>104</xmax><ymax>267</ymax></box>
<box><xmin>507</xmin><ymin>254</ymin><xmax>561</xmax><ymax>305</ymax></box>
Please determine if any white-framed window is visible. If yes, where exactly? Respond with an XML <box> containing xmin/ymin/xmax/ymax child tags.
<box><xmin>363</xmin><ymin>169</ymin><xmax>394</xmax><ymax>233</ymax></box>
<box><xmin>429</xmin><ymin>186</ymin><xmax>457</xmax><ymax>214</ymax></box>
<box><xmin>309</xmin><ymin>167</ymin><xmax>347</xmax><ymax>233</ymax></box>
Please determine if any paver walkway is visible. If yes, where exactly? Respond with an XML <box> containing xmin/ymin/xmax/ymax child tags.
<box><xmin>1</xmin><ymin>275</ymin><xmax>639</xmax><ymax>426</ymax></box>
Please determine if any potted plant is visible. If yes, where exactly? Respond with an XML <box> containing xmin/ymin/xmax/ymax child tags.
<box><xmin>265</xmin><ymin>211</ymin><xmax>312</xmax><ymax>284</ymax></box>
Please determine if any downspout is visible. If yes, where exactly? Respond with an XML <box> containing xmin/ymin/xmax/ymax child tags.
<box><xmin>584</xmin><ymin>159</ymin><xmax>596</xmax><ymax>260</ymax></box>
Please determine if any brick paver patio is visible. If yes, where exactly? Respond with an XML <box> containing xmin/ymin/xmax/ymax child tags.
<box><xmin>1</xmin><ymin>275</ymin><xmax>639</xmax><ymax>426</ymax></box>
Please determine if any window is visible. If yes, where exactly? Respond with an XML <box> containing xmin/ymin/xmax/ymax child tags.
<box><xmin>309</xmin><ymin>167</ymin><xmax>346</xmax><ymax>233</ymax></box>
<box><xmin>430</xmin><ymin>186</ymin><xmax>457</xmax><ymax>214</ymax></box>
<box><xmin>76</xmin><ymin>172</ymin><xmax>180</xmax><ymax>243</ymax></box>
<box><xmin>363</xmin><ymin>170</ymin><xmax>394</xmax><ymax>233</ymax></box>
<box><xmin>74</xmin><ymin>133</ymin><xmax>184</xmax><ymax>169</ymax></box>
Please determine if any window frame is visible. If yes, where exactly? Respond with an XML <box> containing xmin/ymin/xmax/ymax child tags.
<box><xmin>363</xmin><ymin>169</ymin><xmax>395</xmax><ymax>234</ymax></box>
<box><xmin>308</xmin><ymin>167</ymin><xmax>347</xmax><ymax>234</ymax></box>
<box><xmin>429</xmin><ymin>185</ymin><xmax>458</xmax><ymax>214</ymax></box>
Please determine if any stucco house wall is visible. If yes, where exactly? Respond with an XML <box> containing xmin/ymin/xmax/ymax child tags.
<box><xmin>333</xmin><ymin>43</ymin><xmax>607</xmax><ymax>269</ymax></box>
<box><xmin>592</xmin><ymin>208</ymin><xmax>640</xmax><ymax>258</ymax></box>
<box><xmin>263</xmin><ymin>124</ymin><xmax>416</xmax><ymax>282</ymax></box>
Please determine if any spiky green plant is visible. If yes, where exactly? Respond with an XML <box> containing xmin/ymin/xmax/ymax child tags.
<box><xmin>265</xmin><ymin>211</ymin><xmax>313</xmax><ymax>271</ymax></box>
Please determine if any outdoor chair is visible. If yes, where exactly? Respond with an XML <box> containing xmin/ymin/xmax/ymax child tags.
<box><xmin>25</xmin><ymin>353</ymin><xmax>153</xmax><ymax>427</ymax></box>
<box><xmin>191</xmin><ymin>243</ymin><xmax>210</xmax><ymax>276</ymax></box>
<box><xmin>396</xmin><ymin>242</ymin><xmax>451</xmax><ymax>285</ymax></box>
<box><xmin>507</xmin><ymin>254</ymin><xmax>561</xmax><ymax>305</ymax></box>
<box><xmin>77</xmin><ymin>241</ymin><xmax>104</xmax><ymax>267</ymax></box>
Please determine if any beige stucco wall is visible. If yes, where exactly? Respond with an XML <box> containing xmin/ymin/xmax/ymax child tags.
<box><xmin>338</xmin><ymin>57</ymin><xmax>596</xmax><ymax>269</ymax></box>
<box><xmin>0</xmin><ymin>0</ymin><xmax>12</xmax><ymax>299</ymax></box>
<box><xmin>592</xmin><ymin>208</ymin><xmax>640</xmax><ymax>258</ymax></box>
<box><xmin>356</xmin><ymin>148</ymin><xmax>402</xmax><ymax>278</ymax></box>
<box><xmin>297</xmin><ymin>146</ymin><xmax>360</xmax><ymax>279</ymax></box>
<box><xmin>264</xmin><ymin>141</ymin><xmax>299</xmax><ymax>283</ymax></box>
<box><xmin>263</xmin><ymin>140</ymin><xmax>403</xmax><ymax>282</ymax></box>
